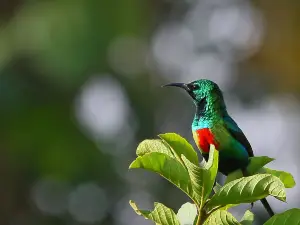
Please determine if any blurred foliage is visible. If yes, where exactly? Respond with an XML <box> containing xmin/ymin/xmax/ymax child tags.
<box><xmin>0</xmin><ymin>0</ymin><xmax>150</xmax><ymax>224</ymax></box>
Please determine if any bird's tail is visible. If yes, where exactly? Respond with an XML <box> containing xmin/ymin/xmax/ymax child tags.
<box><xmin>260</xmin><ymin>198</ymin><xmax>274</xmax><ymax>217</ymax></box>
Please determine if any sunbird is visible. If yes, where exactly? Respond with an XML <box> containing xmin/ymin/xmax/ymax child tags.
<box><xmin>163</xmin><ymin>79</ymin><xmax>274</xmax><ymax>216</ymax></box>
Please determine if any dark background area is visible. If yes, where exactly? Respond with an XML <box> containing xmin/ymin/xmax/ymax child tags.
<box><xmin>1</xmin><ymin>0</ymin><xmax>300</xmax><ymax>224</ymax></box>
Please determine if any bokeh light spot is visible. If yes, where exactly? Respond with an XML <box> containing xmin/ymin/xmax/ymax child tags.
<box><xmin>208</xmin><ymin>4</ymin><xmax>263</xmax><ymax>55</ymax></box>
<box><xmin>152</xmin><ymin>23</ymin><xmax>194</xmax><ymax>73</ymax></box>
<box><xmin>68</xmin><ymin>182</ymin><xmax>107</xmax><ymax>223</ymax></box>
<box><xmin>31</xmin><ymin>178</ymin><xmax>71</xmax><ymax>216</ymax></box>
<box><xmin>76</xmin><ymin>75</ymin><xmax>131</xmax><ymax>141</ymax></box>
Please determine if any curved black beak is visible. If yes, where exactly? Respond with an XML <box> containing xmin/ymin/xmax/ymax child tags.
<box><xmin>162</xmin><ymin>82</ymin><xmax>196</xmax><ymax>100</ymax></box>
<box><xmin>162</xmin><ymin>83</ymin><xmax>191</xmax><ymax>92</ymax></box>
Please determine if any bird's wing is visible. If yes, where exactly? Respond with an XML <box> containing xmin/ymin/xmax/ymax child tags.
<box><xmin>223</xmin><ymin>115</ymin><xmax>254</xmax><ymax>157</ymax></box>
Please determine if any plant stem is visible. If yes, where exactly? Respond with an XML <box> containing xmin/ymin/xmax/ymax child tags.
<box><xmin>196</xmin><ymin>208</ymin><xmax>206</xmax><ymax>225</ymax></box>
<box><xmin>196</xmin><ymin>205</ymin><xmax>202</xmax><ymax>225</ymax></box>
<box><xmin>196</xmin><ymin>208</ymin><xmax>208</xmax><ymax>225</ymax></box>
<box><xmin>196</xmin><ymin>215</ymin><xmax>202</xmax><ymax>225</ymax></box>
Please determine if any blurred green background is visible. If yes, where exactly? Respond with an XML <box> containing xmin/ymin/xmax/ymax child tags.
<box><xmin>1</xmin><ymin>0</ymin><xmax>300</xmax><ymax>224</ymax></box>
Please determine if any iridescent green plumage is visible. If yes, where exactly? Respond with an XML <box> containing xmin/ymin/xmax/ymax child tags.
<box><xmin>164</xmin><ymin>80</ymin><xmax>253</xmax><ymax>174</ymax></box>
<box><xmin>163</xmin><ymin>79</ymin><xmax>274</xmax><ymax>217</ymax></box>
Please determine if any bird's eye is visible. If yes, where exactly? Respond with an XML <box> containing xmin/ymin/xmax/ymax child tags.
<box><xmin>189</xmin><ymin>83</ymin><xmax>199</xmax><ymax>90</ymax></box>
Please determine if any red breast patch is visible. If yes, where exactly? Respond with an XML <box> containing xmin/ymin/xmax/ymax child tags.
<box><xmin>195</xmin><ymin>128</ymin><xmax>219</xmax><ymax>153</ymax></box>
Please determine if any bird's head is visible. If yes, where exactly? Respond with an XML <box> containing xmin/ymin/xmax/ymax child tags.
<box><xmin>163</xmin><ymin>79</ymin><xmax>225</xmax><ymax>112</ymax></box>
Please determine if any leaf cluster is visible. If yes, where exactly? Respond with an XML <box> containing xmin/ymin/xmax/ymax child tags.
<box><xmin>128</xmin><ymin>133</ymin><xmax>297</xmax><ymax>225</ymax></box>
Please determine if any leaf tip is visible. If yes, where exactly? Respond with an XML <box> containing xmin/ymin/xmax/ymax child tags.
<box><xmin>129</xmin><ymin>160</ymin><xmax>139</xmax><ymax>169</ymax></box>
<box><xmin>129</xmin><ymin>200</ymin><xmax>137</xmax><ymax>209</ymax></box>
<box><xmin>157</xmin><ymin>133</ymin><xmax>164</xmax><ymax>138</ymax></box>
<box><xmin>129</xmin><ymin>200</ymin><xmax>143</xmax><ymax>216</ymax></box>
<box><xmin>209</xmin><ymin>144</ymin><xmax>216</xmax><ymax>152</ymax></box>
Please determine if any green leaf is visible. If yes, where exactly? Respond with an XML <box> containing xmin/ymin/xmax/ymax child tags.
<box><xmin>203</xmin><ymin>210</ymin><xmax>240</xmax><ymax>225</ymax></box>
<box><xmin>240</xmin><ymin>210</ymin><xmax>254</xmax><ymax>225</ymax></box>
<box><xmin>204</xmin><ymin>174</ymin><xmax>286</xmax><ymax>212</ymax></box>
<box><xmin>264</xmin><ymin>208</ymin><xmax>300</xmax><ymax>225</ymax></box>
<box><xmin>244</xmin><ymin>156</ymin><xmax>295</xmax><ymax>188</ymax></box>
<box><xmin>203</xmin><ymin>145</ymin><xmax>219</xmax><ymax>199</ymax></box>
<box><xmin>136</xmin><ymin>139</ymin><xmax>174</xmax><ymax>157</ymax></box>
<box><xmin>129</xmin><ymin>152</ymin><xmax>193</xmax><ymax>199</ymax></box>
<box><xmin>129</xmin><ymin>200</ymin><xmax>180</xmax><ymax>225</ymax></box>
<box><xmin>218</xmin><ymin>204</ymin><xmax>238</xmax><ymax>211</ymax></box>
<box><xmin>263</xmin><ymin>168</ymin><xmax>296</xmax><ymax>188</ymax></box>
<box><xmin>180</xmin><ymin>156</ymin><xmax>206</xmax><ymax>207</ymax></box>
<box><xmin>225</xmin><ymin>169</ymin><xmax>243</xmax><ymax>184</ymax></box>
<box><xmin>159</xmin><ymin>133</ymin><xmax>198</xmax><ymax>165</ymax></box>
<box><xmin>181</xmin><ymin>145</ymin><xmax>219</xmax><ymax>207</ymax></box>
<box><xmin>246</xmin><ymin>156</ymin><xmax>275</xmax><ymax>175</ymax></box>
<box><xmin>177</xmin><ymin>202</ymin><xmax>197</xmax><ymax>225</ymax></box>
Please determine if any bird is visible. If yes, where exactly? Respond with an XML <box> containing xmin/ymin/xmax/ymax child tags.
<box><xmin>163</xmin><ymin>79</ymin><xmax>274</xmax><ymax>217</ymax></box>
